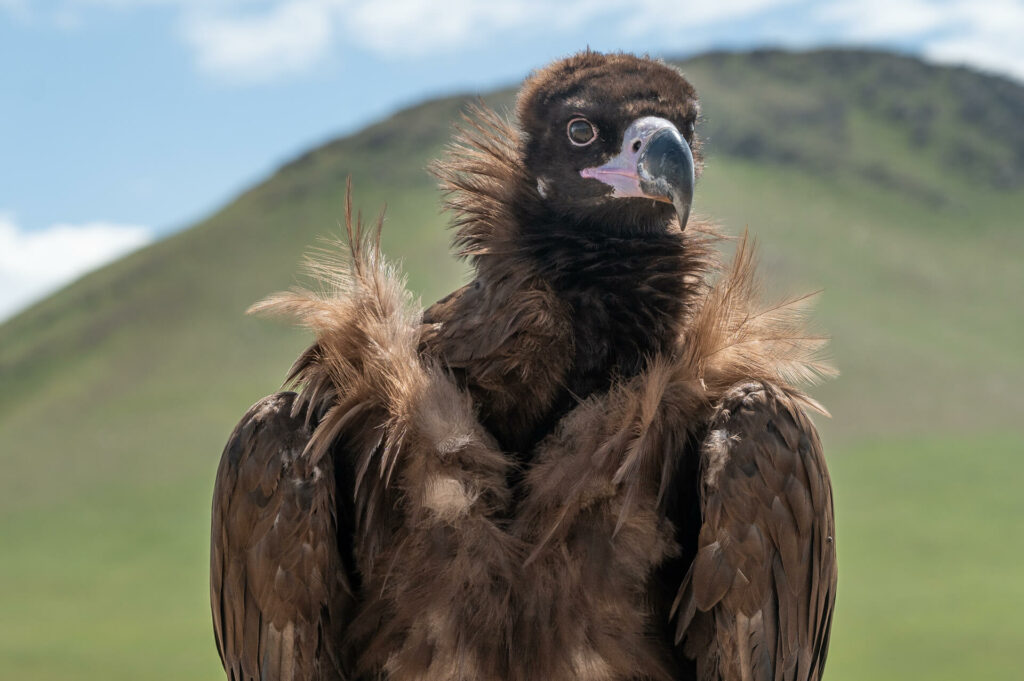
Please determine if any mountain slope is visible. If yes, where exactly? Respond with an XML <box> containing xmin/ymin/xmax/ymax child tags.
<box><xmin>1</xmin><ymin>49</ymin><xmax>1021</xmax><ymax>681</ymax></box>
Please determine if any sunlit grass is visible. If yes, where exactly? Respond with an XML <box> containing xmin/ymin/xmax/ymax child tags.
<box><xmin>828</xmin><ymin>434</ymin><xmax>1024</xmax><ymax>680</ymax></box>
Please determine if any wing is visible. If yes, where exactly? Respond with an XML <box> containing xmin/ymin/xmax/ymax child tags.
<box><xmin>672</xmin><ymin>382</ymin><xmax>837</xmax><ymax>681</ymax></box>
<box><xmin>210</xmin><ymin>392</ymin><xmax>357</xmax><ymax>681</ymax></box>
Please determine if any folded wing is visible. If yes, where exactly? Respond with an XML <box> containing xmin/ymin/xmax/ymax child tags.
<box><xmin>673</xmin><ymin>382</ymin><xmax>837</xmax><ymax>681</ymax></box>
<box><xmin>210</xmin><ymin>392</ymin><xmax>357</xmax><ymax>681</ymax></box>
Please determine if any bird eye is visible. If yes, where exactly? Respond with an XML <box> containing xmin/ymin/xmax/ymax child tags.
<box><xmin>567</xmin><ymin>118</ymin><xmax>597</xmax><ymax>146</ymax></box>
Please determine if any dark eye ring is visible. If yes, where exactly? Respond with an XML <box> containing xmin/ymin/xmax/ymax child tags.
<box><xmin>567</xmin><ymin>117</ymin><xmax>597</xmax><ymax>146</ymax></box>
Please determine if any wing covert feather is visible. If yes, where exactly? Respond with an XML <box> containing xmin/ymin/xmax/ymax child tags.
<box><xmin>673</xmin><ymin>382</ymin><xmax>837</xmax><ymax>681</ymax></box>
<box><xmin>211</xmin><ymin>392</ymin><xmax>355</xmax><ymax>681</ymax></box>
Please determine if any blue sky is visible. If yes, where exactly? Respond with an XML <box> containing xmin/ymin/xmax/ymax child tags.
<box><xmin>2</xmin><ymin>0</ymin><xmax>1023</xmax><ymax>320</ymax></box>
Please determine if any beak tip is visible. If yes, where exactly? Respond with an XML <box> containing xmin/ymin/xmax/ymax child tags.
<box><xmin>674</xmin><ymin>198</ymin><xmax>691</xmax><ymax>231</ymax></box>
<box><xmin>638</xmin><ymin>127</ymin><xmax>694</xmax><ymax>230</ymax></box>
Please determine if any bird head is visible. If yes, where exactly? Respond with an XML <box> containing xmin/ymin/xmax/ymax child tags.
<box><xmin>517</xmin><ymin>52</ymin><xmax>701</xmax><ymax>234</ymax></box>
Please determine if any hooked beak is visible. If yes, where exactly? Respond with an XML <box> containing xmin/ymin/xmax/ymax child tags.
<box><xmin>580</xmin><ymin>116</ymin><xmax>695</xmax><ymax>229</ymax></box>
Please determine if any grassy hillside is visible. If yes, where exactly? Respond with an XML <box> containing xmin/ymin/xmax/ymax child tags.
<box><xmin>1</xmin><ymin>49</ymin><xmax>1022</xmax><ymax>680</ymax></box>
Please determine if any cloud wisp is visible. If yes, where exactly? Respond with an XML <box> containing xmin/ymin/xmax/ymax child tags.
<box><xmin>0</xmin><ymin>215</ymin><xmax>152</xmax><ymax>322</ymax></box>
<box><xmin>47</xmin><ymin>0</ymin><xmax>1024</xmax><ymax>85</ymax></box>
<box><xmin>818</xmin><ymin>0</ymin><xmax>1024</xmax><ymax>80</ymax></box>
<box><xmin>181</xmin><ymin>0</ymin><xmax>339</xmax><ymax>83</ymax></box>
<box><xmin>177</xmin><ymin>0</ymin><xmax>805</xmax><ymax>78</ymax></box>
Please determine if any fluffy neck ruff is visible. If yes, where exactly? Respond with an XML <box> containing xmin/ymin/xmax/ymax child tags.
<box><xmin>255</xmin><ymin>105</ymin><xmax>836</xmax><ymax>464</ymax></box>
<box><xmin>433</xmin><ymin>106</ymin><xmax>721</xmax><ymax>399</ymax></box>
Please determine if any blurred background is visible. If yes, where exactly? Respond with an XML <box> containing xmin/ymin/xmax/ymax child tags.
<box><xmin>1</xmin><ymin>1</ymin><xmax>1022</xmax><ymax>679</ymax></box>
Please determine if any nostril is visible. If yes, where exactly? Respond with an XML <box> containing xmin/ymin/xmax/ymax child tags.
<box><xmin>631</xmin><ymin>139</ymin><xmax>642</xmax><ymax>153</ymax></box>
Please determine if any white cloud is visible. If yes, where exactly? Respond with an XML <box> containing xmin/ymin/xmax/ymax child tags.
<box><xmin>818</xmin><ymin>0</ymin><xmax>1024</xmax><ymax>81</ymax></box>
<box><xmin>167</xmin><ymin>0</ymin><xmax>1024</xmax><ymax>85</ymax></box>
<box><xmin>346</xmin><ymin>0</ymin><xmax>543</xmax><ymax>56</ymax></box>
<box><xmin>926</xmin><ymin>36</ymin><xmax>1024</xmax><ymax>81</ymax></box>
<box><xmin>921</xmin><ymin>1</ymin><xmax>1024</xmax><ymax>81</ymax></box>
<box><xmin>20</xmin><ymin>0</ymin><xmax>1024</xmax><ymax>84</ymax></box>
<box><xmin>0</xmin><ymin>215</ymin><xmax>152</xmax><ymax>322</ymax></box>
<box><xmin>176</xmin><ymin>0</ymin><xmax>807</xmax><ymax>75</ymax></box>
<box><xmin>619</xmin><ymin>0</ymin><xmax>800</xmax><ymax>35</ymax></box>
<box><xmin>70</xmin><ymin>0</ymin><xmax>260</xmax><ymax>7</ymax></box>
<box><xmin>180</xmin><ymin>0</ymin><xmax>339</xmax><ymax>82</ymax></box>
<box><xmin>0</xmin><ymin>0</ymin><xmax>31</xmax><ymax>20</ymax></box>
<box><xmin>815</xmin><ymin>0</ymin><xmax>947</xmax><ymax>40</ymax></box>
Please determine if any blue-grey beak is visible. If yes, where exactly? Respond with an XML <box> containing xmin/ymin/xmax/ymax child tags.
<box><xmin>580</xmin><ymin>116</ymin><xmax>695</xmax><ymax>229</ymax></box>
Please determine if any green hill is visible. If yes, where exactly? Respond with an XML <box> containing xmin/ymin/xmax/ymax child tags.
<box><xmin>1</xmin><ymin>49</ymin><xmax>1021</xmax><ymax>680</ymax></box>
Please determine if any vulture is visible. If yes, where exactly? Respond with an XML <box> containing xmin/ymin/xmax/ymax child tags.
<box><xmin>210</xmin><ymin>51</ymin><xmax>838</xmax><ymax>681</ymax></box>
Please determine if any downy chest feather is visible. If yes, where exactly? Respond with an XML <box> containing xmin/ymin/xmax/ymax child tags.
<box><xmin>348</xmin><ymin>372</ymin><xmax>692</xmax><ymax>681</ymax></box>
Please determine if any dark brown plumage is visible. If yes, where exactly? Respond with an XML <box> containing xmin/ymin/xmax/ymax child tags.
<box><xmin>211</xmin><ymin>51</ymin><xmax>838</xmax><ymax>681</ymax></box>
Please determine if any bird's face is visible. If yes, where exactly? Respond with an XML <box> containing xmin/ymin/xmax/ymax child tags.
<box><xmin>518</xmin><ymin>52</ymin><xmax>701</xmax><ymax>234</ymax></box>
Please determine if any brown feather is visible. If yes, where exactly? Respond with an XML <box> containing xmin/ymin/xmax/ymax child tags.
<box><xmin>215</xmin><ymin>51</ymin><xmax>838</xmax><ymax>681</ymax></box>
